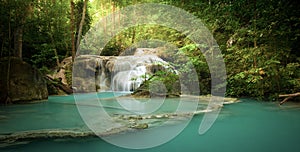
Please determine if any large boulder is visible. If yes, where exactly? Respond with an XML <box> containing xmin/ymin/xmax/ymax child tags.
<box><xmin>0</xmin><ymin>57</ymin><xmax>48</xmax><ymax>104</ymax></box>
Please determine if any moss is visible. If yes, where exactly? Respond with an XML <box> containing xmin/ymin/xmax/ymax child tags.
<box><xmin>47</xmin><ymin>81</ymin><xmax>59</xmax><ymax>95</ymax></box>
<box><xmin>0</xmin><ymin>57</ymin><xmax>48</xmax><ymax>104</ymax></box>
<box><xmin>65</xmin><ymin>63</ymin><xmax>73</xmax><ymax>87</ymax></box>
<box><xmin>132</xmin><ymin>71</ymin><xmax>181</xmax><ymax>97</ymax></box>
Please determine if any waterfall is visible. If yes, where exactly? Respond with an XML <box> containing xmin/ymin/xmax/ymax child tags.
<box><xmin>73</xmin><ymin>49</ymin><xmax>172</xmax><ymax>93</ymax></box>
<box><xmin>108</xmin><ymin>55</ymin><xmax>168</xmax><ymax>92</ymax></box>
<box><xmin>98</xmin><ymin>59</ymin><xmax>110</xmax><ymax>91</ymax></box>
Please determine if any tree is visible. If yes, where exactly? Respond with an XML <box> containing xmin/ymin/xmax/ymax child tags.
<box><xmin>70</xmin><ymin>0</ymin><xmax>76</xmax><ymax>61</ymax></box>
<box><xmin>0</xmin><ymin>0</ymin><xmax>298</xmax><ymax>99</ymax></box>
<box><xmin>0</xmin><ymin>0</ymin><xmax>33</xmax><ymax>60</ymax></box>
<box><xmin>70</xmin><ymin>0</ymin><xmax>91</xmax><ymax>61</ymax></box>
<box><xmin>76</xmin><ymin>0</ymin><xmax>88</xmax><ymax>51</ymax></box>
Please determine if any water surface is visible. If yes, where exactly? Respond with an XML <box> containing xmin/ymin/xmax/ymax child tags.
<box><xmin>1</xmin><ymin>94</ymin><xmax>300</xmax><ymax>152</ymax></box>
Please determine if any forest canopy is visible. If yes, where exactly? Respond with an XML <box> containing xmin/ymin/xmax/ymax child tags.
<box><xmin>0</xmin><ymin>0</ymin><xmax>299</xmax><ymax>100</ymax></box>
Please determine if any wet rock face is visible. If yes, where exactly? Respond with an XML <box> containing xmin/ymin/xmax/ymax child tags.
<box><xmin>72</xmin><ymin>54</ymin><xmax>172</xmax><ymax>93</ymax></box>
<box><xmin>72</xmin><ymin>55</ymin><xmax>112</xmax><ymax>93</ymax></box>
<box><xmin>0</xmin><ymin>57</ymin><xmax>48</xmax><ymax>104</ymax></box>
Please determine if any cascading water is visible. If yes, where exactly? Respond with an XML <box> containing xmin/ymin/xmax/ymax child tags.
<box><xmin>93</xmin><ymin>50</ymin><xmax>170</xmax><ymax>92</ymax></box>
<box><xmin>98</xmin><ymin>59</ymin><xmax>110</xmax><ymax>91</ymax></box>
<box><xmin>111</xmin><ymin>55</ymin><xmax>168</xmax><ymax>92</ymax></box>
<box><xmin>72</xmin><ymin>49</ymin><xmax>172</xmax><ymax>93</ymax></box>
<box><xmin>111</xmin><ymin>65</ymin><xmax>146</xmax><ymax>92</ymax></box>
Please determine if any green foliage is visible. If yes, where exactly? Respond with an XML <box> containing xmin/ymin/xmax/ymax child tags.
<box><xmin>0</xmin><ymin>0</ymin><xmax>33</xmax><ymax>56</ymax></box>
<box><xmin>151</xmin><ymin>70</ymin><xmax>179</xmax><ymax>93</ymax></box>
<box><xmin>100</xmin><ymin>25</ymin><xmax>187</xmax><ymax>56</ymax></box>
<box><xmin>216</xmin><ymin>0</ymin><xmax>300</xmax><ymax>99</ymax></box>
<box><xmin>138</xmin><ymin>69</ymin><xmax>180</xmax><ymax>96</ymax></box>
<box><xmin>177</xmin><ymin>44</ymin><xmax>210</xmax><ymax>95</ymax></box>
<box><xmin>101</xmin><ymin>39</ymin><xmax>124</xmax><ymax>56</ymax></box>
<box><xmin>279</xmin><ymin>63</ymin><xmax>300</xmax><ymax>93</ymax></box>
<box><xmin>97</xmin><ymin>0</ymin><xmax>299</xmax><ymax>99</ymax></box>
<box><xmin>65</xmin><ymin>64</ymin><xmax>73</xmax><ymax>87</ymax></box>
<box><xmin>1</xmin><ymin>0</ymin><xmax>299</xmax><ymax>99</ymax></box>
<box><xmin>75</xmin><ymin>0</ymin><xmax>92</xmax><ymax>47</ymax></box>
<box><xmin>38</xmin><ymin>66</ymin><xmax>51</xmax><ymax>75</ymax></box>
<box><xmin>0</xmin><ymin>0</ymin><xmax>91</xmax><ymax>70</ymax></box>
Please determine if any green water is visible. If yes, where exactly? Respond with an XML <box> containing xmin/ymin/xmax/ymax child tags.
<box><xmin>1</xmin><ymin>93</ymin><xmax>300</xmax><ymax>152</ymax></box>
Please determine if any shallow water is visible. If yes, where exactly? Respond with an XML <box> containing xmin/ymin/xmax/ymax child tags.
<box><xmin>1</xmin><ymin>93</ymin><xmax>300</xmax><ymax>152</ymax></box>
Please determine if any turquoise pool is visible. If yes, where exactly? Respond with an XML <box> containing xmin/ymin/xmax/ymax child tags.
<box><xmin>1</xmin><ymin>93</ymin><xmax>300</xmax><ymax>152</ymax></box>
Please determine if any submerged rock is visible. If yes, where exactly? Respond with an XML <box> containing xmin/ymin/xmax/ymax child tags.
<box><xmin>0</xmin><ymin>57</ymin><xmax>48</xmax><ymax>104</ymax></box>
<box><xmin>0</xmin><ymin>127</ymin><xmax>133</xmax><ymax>146</ymax></box>
<box><xmin>130</xmin><ymin>123</ymin><xmax>149</xmax><ymax>129</ymax></box>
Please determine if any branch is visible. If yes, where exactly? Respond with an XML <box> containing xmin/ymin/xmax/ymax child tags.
<box><xmin>45</xmin><ymin>75</ymin><xmax>73</xmax><ymax>94</ymax></box>
<box><xmin>279</xmin><ymin>92</ymin><xmax>300</xmax><ymax>98</ymax></box>
<box><xmin>279</xmin><ymin>92</ymin><xmax>300</xmax><ymax>105</ymax></box>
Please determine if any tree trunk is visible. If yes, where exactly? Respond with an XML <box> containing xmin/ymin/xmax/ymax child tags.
<box><xmin>4</xmin><ymin>57</ymin><xmax>12</xmax><ymax>104</ymax></box>
<box><xmin>50</xmin><ymin>35</ymin><xmax>60</xmax><ymax>67</ymax></box>
<box><xmin>75</xmin><ymin>0</ymin><xmax>88</xmax><ymax>53</ymax></box>
<box><xmin>70</xmin><ymin>0</ymin><xmax>75</xmax><ymax>62</ymax></box>
<box><xmin>13</xmin><ymin>24</ymin><xmax>23</xmax><ymax>60</ymax></box>
<box><xmin>45</xmin><ymin>75</ymin><xmax>73</xmax><ymax>94</ymax></box>
<box><xmin>12</xmin><ymin>1</ymin><xmax>33</xmax><ymax>60</ymax></box>
<box><xmin>131</xmin><ymin>4</ymin><xmax>136</xmax><ymax>45</ymax></box>
<box><xmin>252</xmin><ymin>0</ymin><xmax>257</xmax><ymax>68</ymax></box>
<box><xmin>131</xmin><ymin>27</ymin><xmax>136</xmax><ymax>44</ymax></box>
<box><xmin>101</xmin><ymin>3</ymin><xmax>106</xmax><ymax>34</ymax></box>
<box><xmin>3</xmin><ymin>2</ymin><xmax>13</xmax><ymax>104</ymax></box>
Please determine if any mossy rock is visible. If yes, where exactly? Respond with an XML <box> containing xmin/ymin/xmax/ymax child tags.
<box><xmin>132</xmin><ymin>75</ymin><xmax>181</xmax><ymax>98</ymax></box>
<box><xmin>0</xmin><ymin>57</ymin><xmax>48</xmax><ymax>104</ymax></box>
<box><xmin>130</xmin><ymin>123</ymin><xmax>149</xmax><ymax>129</ymax></box>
